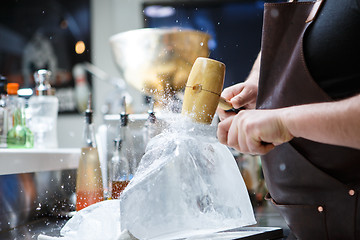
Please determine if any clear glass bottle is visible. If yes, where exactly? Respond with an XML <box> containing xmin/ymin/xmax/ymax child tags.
<box><xmin>7</xmin><ymin>98</ymin><xmax>34</xmax><ymax>149</ymax></box>
<box><xmin>110</xmin><ymin>139</ymin><xmax>131</xmax><ymax>199</ymax></box>
<box><xmin>142</xmin><ymin>97</ymin><xmax>159</xmax><ymax>151</ymax></box>
<box><xmin>28</xmin><ymin>69</ymin><xmax>59</xmax><ymax>148</ymax></box>
<box><xmin>6</xmin><ymin>82</ymin><xmax>20</xmax><ymax>131</ymax></box>
<box><xmin>118</xmin><ymin>96</ymin><xmax>137</xmax><ymax>175</ymax></box>
<box><xmin>76</xmin><ymin>95</ymin><xmax>103</xmax><ymax>211</ymax></box>
<box><xmin>0</xmin><ymin>75</ymin><xmax>8</xmax><ymax>148</ymax></box>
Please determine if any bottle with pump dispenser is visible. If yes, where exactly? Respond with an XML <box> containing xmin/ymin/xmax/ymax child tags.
<box><xmin>28</xmin><ymin>69</ymin><xmax>59</xmax><ymax>148</ymax></box>
<box><xmin>76</xmin><ymin>94</ymin><xmax>104</xmax><ymax>211</ymax></box>
<box><xmin>0</xmin><ymin>76</ymin><xmax>8</xmax><ymax>148</ymax></box>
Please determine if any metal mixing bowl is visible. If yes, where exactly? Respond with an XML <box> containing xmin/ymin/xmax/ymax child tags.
<box><xmin>109</xmin><ymin>28</ymin><xmax>210</xmax><ymax>101</ymax></box>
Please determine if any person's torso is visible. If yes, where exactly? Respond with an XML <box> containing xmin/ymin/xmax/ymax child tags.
<box><xmin>304</xmin><ymin>0</ymin><xmax>360</xmax><ymax>99</ymax></box>
<box><xmin>257</xmin><ymin>1</ymin><xmax>360</xmax><ymax>238</ymax></box>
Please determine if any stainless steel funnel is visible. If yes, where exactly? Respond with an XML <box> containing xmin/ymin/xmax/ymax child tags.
<box><xmin>109</xmin><ymin>28</ymin><xmax>210</xmax><ymax>101</ymax></box>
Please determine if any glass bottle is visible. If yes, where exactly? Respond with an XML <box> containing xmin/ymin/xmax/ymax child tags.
<box><xmin>118</xmin><ymin>96</ymin><xmax>137</xmax><ymax>175</ymax></box>
<box><xmin>0</xmin><ymin>75</ymin><xmax>8</xmax><ymax>148</ymax></box>
<box><xmin>142</xmin><ymin>97</ymin><xmax>159</xmax><ymax>151</ymax></box>
<box><xmin>76</xmin><ymin>95</ymin><xmax>104</xmax><ymax>211</ymax></box>
<box><xmin>28</xmin><ymin>69</ymin><xmax>59</xmax><ymax>148</ymax></box>
<box><xmin>6</xmin><ymin>82</ymin><xmax>20</xmax><ymax>131</ymax></box>
<box><xmin>6</xmin><ymin>97</ymin><xmax>34</xmax><ymax>149</ymax></box>
<box><xmin>110</xmin><ymin>139</ymin><xmax>131</xmax><ymax>199</ymax></box>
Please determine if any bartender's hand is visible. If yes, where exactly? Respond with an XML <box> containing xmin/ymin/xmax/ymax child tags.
<box><xmin>217</xmin><ymin>81</ymin><xmax>258</xmax><ymax>121</ymax></box>
<box><xmin>217</xmin><ymin>109</ymin><xmax>294</xmax><ymax>155</ymax></box>
<box><xmin>217</xmin><ymin>52</ymin><xmax>261</xmax><ymax>121</ymax></box>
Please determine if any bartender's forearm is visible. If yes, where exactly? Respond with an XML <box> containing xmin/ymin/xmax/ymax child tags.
<box><xmin>245</xmin><ymin>52</ymin><xmax>261</xmax><ymax>86</ymax></box>
<box><xmin>281</xmin><ymin>94</ymin><xmax>360</xmax><ymax>149</ymax></box>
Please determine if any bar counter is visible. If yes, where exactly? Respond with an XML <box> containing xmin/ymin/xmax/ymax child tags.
<box><xmin>0</xmin><ymin>201</ymin><xmax>290</xmax><ymax>240</ymax></box>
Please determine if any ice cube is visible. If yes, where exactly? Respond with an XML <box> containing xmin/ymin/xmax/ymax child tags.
<box><xmin>61</xmin><ymin>199</ymin><xmax>121</xmax><ymax>240</ymax></box>
<box><xmin>119</xmin><ymin>119</ymin><xmax>256</xmax><ymax>239</ymax></box>
<box><xmin>39</xmin><ymin>117</ymin><xmax>256</xmax><ymax>240</ymax></box>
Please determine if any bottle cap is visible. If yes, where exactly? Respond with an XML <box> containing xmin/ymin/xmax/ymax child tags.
<box><xmin>146</xmin><ymin>97</ymin><xmax>156</xmax><ymax>124</ymax></box>
<box><xmin>113</xmin><ymin>138</ymin><xmax>122</xmax><ymax>150</ymax></box>
<box><xmin>120</xmin><ymin>96</ymin><xmax>128</xmax><ymax>127</ymax></box>
<box><xmin>85</xmin><ymin>93</ymin><xmax>93</xmax><ymax>124</ymax></box>
<box><xmin>0</xmin><ymin>75</ymin><xmax>7</xmax><ymax>94</ymax></box>
<box><xmin>7</xmin><ymin>83</ymin><xmax>19</xmax><ymax>95</ymax></box>
<box><xmin>34</xmin><ymin>69</ymin><xmax>53</xmax><ymax>96</ymax></box>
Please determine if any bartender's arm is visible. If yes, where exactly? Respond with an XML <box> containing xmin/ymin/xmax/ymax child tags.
<box><xmin>217</xmin><ymin>52</ymin><xmax>261</xmax><ymax>121</ymax></box>
<box><xmin>217</xmin><ymin>93</ymin><xmax>360</xmax><ymax>155</ymax></box>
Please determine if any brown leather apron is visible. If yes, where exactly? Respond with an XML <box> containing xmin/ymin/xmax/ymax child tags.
<box><xmin>256</xmin><ymin>0</ymin><xmax>360</xmax><ymax>239</ymax></box>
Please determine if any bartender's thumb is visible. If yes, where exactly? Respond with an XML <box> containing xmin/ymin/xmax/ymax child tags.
<box><xmin>231</xmin><ymin>91</ymin><xmax>249</xmax><ymax>109</ymax></box>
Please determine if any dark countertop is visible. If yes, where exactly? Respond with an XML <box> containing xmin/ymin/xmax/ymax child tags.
<box><xmin>0</xmin><ymin>217</ymin><xmax>67</xmax><ymax>240</ymax></box>
<box><xmin>253</xmin><ymin>202</ymin><xmax>290</xmax><ymax>239</ymax></box>
<box><xmin>0</xmin><ymin>202</ymin><xmax>289</xmax><ymax>240</ymax></box>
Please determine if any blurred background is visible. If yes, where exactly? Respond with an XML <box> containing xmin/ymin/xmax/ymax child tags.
<box><xmin>0</xmin><ymin>0</ymin><xmax>267</xmax><ymax>148</ymax></box>
<box><xmin>0</xmin><ymin>2</ymin><xmax>290</xmax><ymax>237</ymax></box>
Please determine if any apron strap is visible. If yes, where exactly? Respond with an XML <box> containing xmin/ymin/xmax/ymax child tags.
<box><xmin>305</xmin><ymin>0</ymin><xmax>325</xmax><ymax>23</ymax></box>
